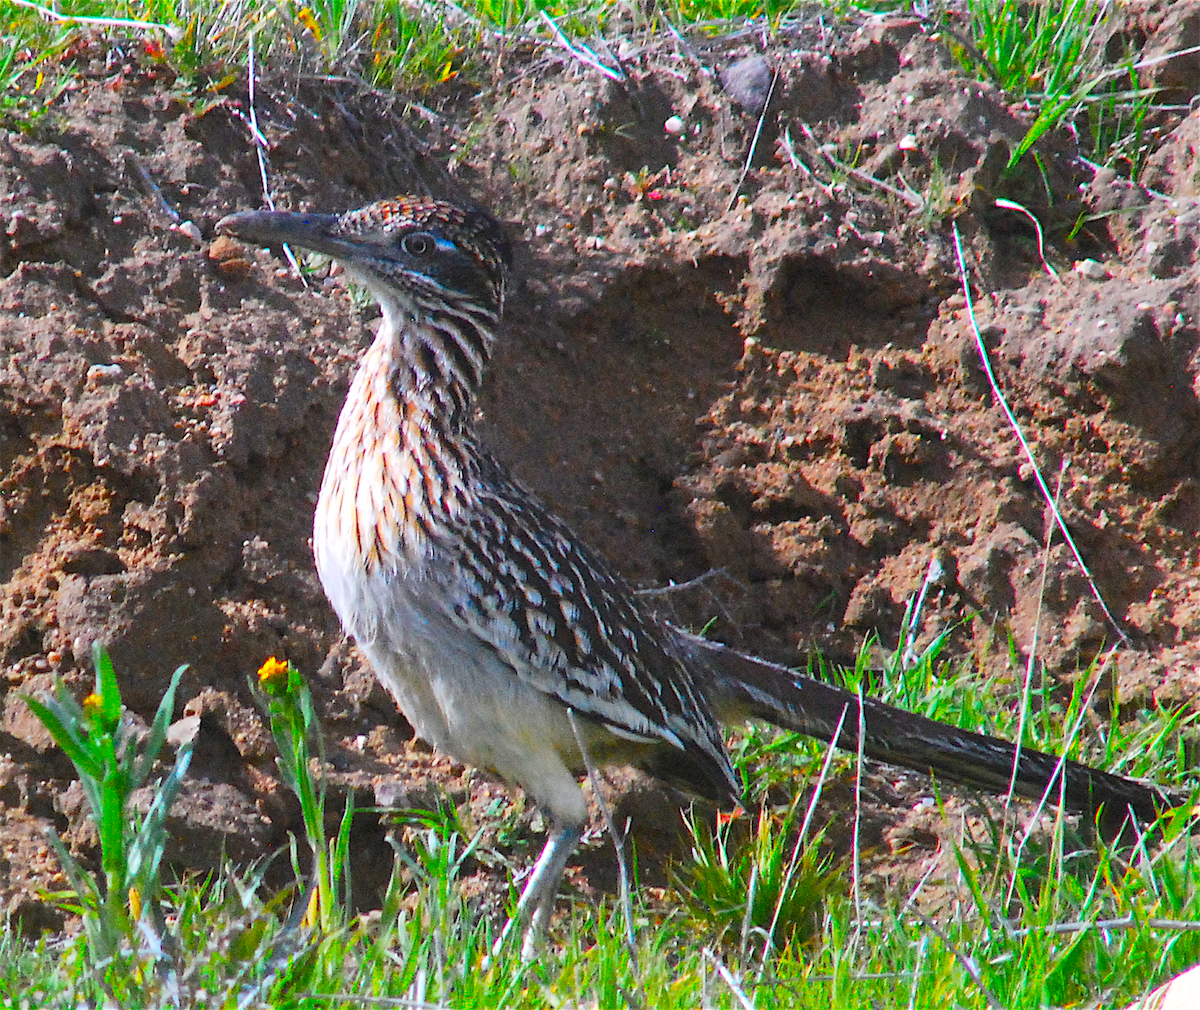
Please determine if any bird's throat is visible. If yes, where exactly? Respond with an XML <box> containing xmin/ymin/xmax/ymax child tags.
<box><xmin>316</xmin><ymin>323</ymin><xmax>475</xmax><ymax>576</ymax></box>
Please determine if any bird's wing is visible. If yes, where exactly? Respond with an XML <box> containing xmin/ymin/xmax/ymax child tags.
<box><xmin>432</xmin><ymin>449</ymin><xmax>737</xmax><ymax>801</ymax></box>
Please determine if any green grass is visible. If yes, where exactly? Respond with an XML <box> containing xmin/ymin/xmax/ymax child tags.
<box><xmin>950</xmin><ymin>0</ymin><xmax>1155</xmax><ymax>175</ymax></box>
<box><xmin>0</xmin><ymin>0</ymin><xmax>1158</xmax><ymax>175</ymax></box>
<box><xmin>11</xmin><ymin>636</ymin><xmax>1200</xmax><ymax>1008</ymax></box>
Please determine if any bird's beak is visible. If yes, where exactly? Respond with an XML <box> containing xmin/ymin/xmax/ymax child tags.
<box><xmin>216</xmin><ymin>210</ymin><xmax>353</xmax><ymax>260</ymax></box>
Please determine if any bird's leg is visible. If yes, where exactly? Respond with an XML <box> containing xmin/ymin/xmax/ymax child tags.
<box><xmin>493</xmin><ymin>820</ymin><xmax>584</xmax><ymax>961</ymax></box>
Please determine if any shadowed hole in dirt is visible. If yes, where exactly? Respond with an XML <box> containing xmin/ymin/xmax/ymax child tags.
<box><xmin>3</xmin><ymin>622</ymin><xmax>44</xmax><ymax>664</ymax></box>
<box><xmin>594</xmin><ymin>78</ymin><xmax>683</xmax><ymax>174</ymax></box>
<box><xmin>762</xmin><ymin>255</ymin><xmax>933</xmax><ymax>355</ymax></box>
<box><xmin>844</xmin><ymin>418</ymin><xmax>876</xmax><ymax>470</ymax></box>
<box><xmin>484</xmin><ymin>256</ymin><xmax>746</xmax><ymax>589</ymax></box>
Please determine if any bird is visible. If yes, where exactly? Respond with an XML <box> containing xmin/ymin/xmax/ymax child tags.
<box><xmin>216</xmin><ymin>196</ymin><xmax>1173</xmax><ymax>958</ymax></box>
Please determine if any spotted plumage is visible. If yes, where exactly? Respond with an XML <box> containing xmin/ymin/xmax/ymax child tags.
<box><xmin>217</xmin><ymin>196</ymin><xmax>737</xmax><ymax>957</ymax></box>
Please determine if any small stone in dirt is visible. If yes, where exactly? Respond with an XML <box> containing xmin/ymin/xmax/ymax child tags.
<box><xmin>1074</xmin><ymin>258</ymin><xmax>1109</xmax><ymax>280</ymax></box>
<box><xmin>720</xmin><ymin>55</ymin><xmax>773</xmax><ymax>113</ymax></box>
<box><xmin>175</xmin><ymin>220</ymin><xmax>203</xmax><ymax>244</ymax></box>
<box><xmin>208</xmin><ymin>234</ymin><xmax>254</xmax><ymax>280</ymax></box>
<box><xmin>86</xmin><ymin>363</ymin><xmax>124</xmax><ymax>383</ymax></box>
<box><xmin>664</xmin><ymin>115</ymin><xmax>684</xmax><ymax>135</ymax></box>
<box><xmin>208</xmin><ymin>234</ymin><xmax>244</xmax><ymax>262</ymax></box>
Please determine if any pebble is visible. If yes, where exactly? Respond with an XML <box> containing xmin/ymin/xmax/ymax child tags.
<box><xmin>720</xmin><ymin>55</ymin><xmax>772</xmax><ymax>112</ymax></box>
<box><xmin>207</xmin><ymin>234</ymin><xmax>241</xmax><ymax>261</ymax></box>
<box><xmin>664</xmin><ymin>115</ymin><xmax>684</xmax><ymax>135</ymax></box>
<box><xmin>1074</xmin><ymin>258</ymin><xmax>1109</xmax><ymax>280</ymax></box>
<box><xmin>86</xmin><ymin>363</ymin><xmax>124</xmax><ymax>382</ymax></box>
<box><xmin>208</xmin><ymin>234</ymin><xmax>254</xmax><ymax>279</ymax></box>
<box><xmin>175</xmin><ymin>220</ymin><xmax>203</xmax><ymax>244</ymax></box>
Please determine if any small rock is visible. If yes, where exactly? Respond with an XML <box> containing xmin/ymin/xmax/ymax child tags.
<box><xmin>720</xmin><ymin>55</ymin><xmax>773</xmax><ymax>112</ymax></box>
<box><xmin>166</xmin><ymin>715</ymin><xmax>202</xmax><ymax>748</ymax></box>
<box><xmin>898</xmin><ymin>133</ymin><xmax>919</xmax><ymax>152</ymax></box>
<box><xmin>216</xmin><ymin>258</ymin><xmax>253</xmax><ymax>280</ymax></box>
<box><xmin>208</xmin><ymin>235</ymin><xmax>254</xmax><ymax>280</ymax></box>
<box><xmin>175</xmin><ymin>220</ymin><xmax>203</xmax><ymax>244</ymax></box>
<box><xmin>1074</xmin><ymin>258</ymin><xmax>1109</xmax><ymax>280</ymax></box>
<box><xmin>664</xmin><ymin>115</ymin><xmax>684</xmax><ymax>135</ymax></box>
<box><xmin>86</xmin><ymin>363</ymin><xmax>124</xmax><ymax>383</ymax></box>
<box><xmin>207</xmin><ymin>234</ymin><xmax>243</xmax><ymax>262</ymax></box>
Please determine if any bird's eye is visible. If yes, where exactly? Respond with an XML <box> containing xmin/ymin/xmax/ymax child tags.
<box><xmin>402</xmin><ymin>233</ymin><xmax>434</xmax><ymax>256</ymax></box>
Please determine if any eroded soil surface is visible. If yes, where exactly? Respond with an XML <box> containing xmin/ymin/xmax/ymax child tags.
<box><xmin>4</xmin><ymin>4</ymin><xmax>1200</xmax><ymax>930</ymax></box>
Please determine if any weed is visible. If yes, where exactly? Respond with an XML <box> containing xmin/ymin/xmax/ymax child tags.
<box><xmin>918</xmin><ymin>154</ymin><xmax>956</xmax><ymax>229</ymax></box>
<box><xmin>1088</xmin><ymin>61</ymin><xmax>1153</xmax><ymax>177</ymax></box>
<box><xmin>0</xmin><ymin>32</ymin><xmax>70</xmax><ymax>130</ymax></box>
<box><xmin>251</xmin><ymin>656</ymin><xmax>353</xmax><ymax>933</ymax></box>
<box><xmin>24</xmin><ymin>645</ymin><xmax>192</xmax><ymax>993</ymax></box>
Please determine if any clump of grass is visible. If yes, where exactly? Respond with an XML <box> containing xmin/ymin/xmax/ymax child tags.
<box><xmin>952</xmin><ymin>0</ymin><xmax>1154</xmax><ymax>175</ymax></box>
<box><xmin>0</xmin><ymin>25</ymin><xmax>72</xmax><ymax>130</ymax></box>
<box><xmin>674</xmin><ymin>799</ymin><xmax>843</xmax><ymax>955</ymax></box>
<box><xmin>966</xmin><ymin>0</ymin><xmax>1109</xmax><ymax>100</ymax></box>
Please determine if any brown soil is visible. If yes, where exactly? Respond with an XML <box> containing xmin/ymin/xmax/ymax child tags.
<box><xmin>3</xmin><ymin>6</ymin><xmax>1200</xmax><ymax>931</ymax></box>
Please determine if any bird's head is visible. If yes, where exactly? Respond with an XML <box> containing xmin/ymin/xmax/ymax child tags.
<box><xmin>216</xmin><ymin>197</ymin><xmax>512</xmax><ymax>323</ymax></box>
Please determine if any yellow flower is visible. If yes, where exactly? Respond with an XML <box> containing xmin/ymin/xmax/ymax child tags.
<box><xmin>81</xmin><ymin>691</ymin><xmax>118</xmax><ymax>734</ymax></box>
<box><xmin>128</xmin><ymin>885</ymin><xmax>142</xmax><ymax>922</ymax></box>
<box><xmin>257</xmin><ymin>656</ymin><xmax>292</xmax><ymax>697</ymax></box>
<box><xmin>295</xmin><ymin>6</ymin><xmax>322</xmax><ymax>41</ymax></box>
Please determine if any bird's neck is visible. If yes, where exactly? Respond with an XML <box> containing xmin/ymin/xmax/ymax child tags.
<box><xmin>317</xmin><ymin>306</ymin><xmax>498</xmax><ymax>570</ymax></box>
<box><xmin>380</xmin><ymin>300</ymin><xmax>495</xmax><ymax>432</ymax></box>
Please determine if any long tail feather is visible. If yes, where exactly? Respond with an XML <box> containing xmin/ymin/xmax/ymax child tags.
<box><xmin>671</xmin><ymin>628</ymin><xmax>1177</xmax><ymax>826</ymax></box>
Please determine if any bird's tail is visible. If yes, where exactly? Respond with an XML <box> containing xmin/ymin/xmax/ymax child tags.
<box><xmin>670</xmin><ymin>627</ymin><xmax>1175</xmax><ymax>827</ymax></box>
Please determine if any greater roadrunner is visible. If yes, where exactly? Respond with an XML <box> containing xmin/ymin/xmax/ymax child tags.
<box><xmin>217</xmin><ymin>197</ymin><xmax>1171</xmax><ymax>957</ymax></box>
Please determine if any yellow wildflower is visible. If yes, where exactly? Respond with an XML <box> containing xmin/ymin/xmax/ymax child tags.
<box><xmin>296</xmin><ymin>6</ymin><xmax>322</xmax><ymax>41</ymax></box>
<box><xmin>257</xmin><ymin>656</ymin><xmax>292</xmax><ymax>697</ymax></box>
<box><xmin>81</xmin><ymin>691</ymin><xmax>118</xmax><ymax>734</ymax></box>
